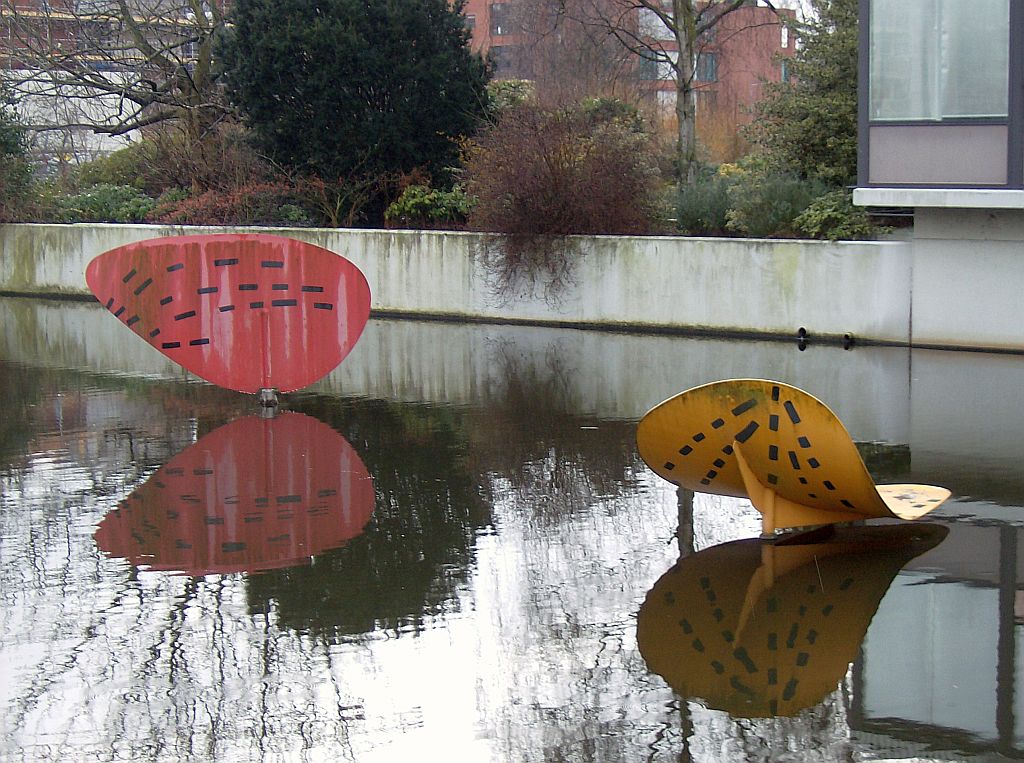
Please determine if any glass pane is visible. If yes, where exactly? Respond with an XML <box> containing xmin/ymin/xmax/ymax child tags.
<box><xmin>870</xmin><ymin>0</ymin><xmax>1009</xmax><ymax>121</ymax></box>
<box><xmin>871</xmin><ymin>0</ymin><xmax>939</xmax><ymax>120</ymax></box>
<box><xmin>940</xmin><ymin>0</ymin><xmax>1009</xmax><ymax>118</ymax></box>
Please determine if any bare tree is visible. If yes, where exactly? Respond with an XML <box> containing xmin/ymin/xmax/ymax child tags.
<box><xmin>569</xmin><ymin>0</ymin><xmax>779</xmax><ymax>181</ymax></box>
<box><xmin>0</xmin><ymin>0</ymin><xmax>230</xmax><ymax>164</ymax></box>
<box><xmin>500</xmin><ymin>0</ymin><xmax>640</xmax><ymax>109</ymax></box>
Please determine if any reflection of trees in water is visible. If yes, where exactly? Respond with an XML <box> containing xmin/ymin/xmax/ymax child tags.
<box><xmin>470</xmin><ymin>341</ymin><xmax>647</xmax><ymax>521</ymax></box>
<box><xmin>246</xmin><ymin>396</ymin><xmax>492</xmax><ymax>636</ymax></box>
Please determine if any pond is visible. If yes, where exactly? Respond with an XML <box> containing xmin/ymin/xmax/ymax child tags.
<box><xmin>1</xmin><ymin>296</ymin><xmax>1023</xmax><ymax>762</ymax></box>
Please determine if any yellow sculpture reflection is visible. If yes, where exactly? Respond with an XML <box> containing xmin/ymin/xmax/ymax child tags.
<box><xmin>636</xmin><ymin>379</ymin><xmax>951</xmax><ymax>533</ymax></box>
<box><xmin>637</xmin><ymin>523</ymin><xmax>948</xmax><ymax>717</ymax></box>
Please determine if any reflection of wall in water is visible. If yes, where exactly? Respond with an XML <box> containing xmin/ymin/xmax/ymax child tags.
<box><xmin>4</xmin><ymin>298</ymin><xmax>1023</xmax><ymax>513</ymax></box>
<box><xmin>0</xmin><ymin>298</ymin><xmax>911</xmax><ymax>442</ymax></box>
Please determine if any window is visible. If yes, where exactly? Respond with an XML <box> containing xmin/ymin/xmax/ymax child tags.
<box><xmin>465</xmin><ymin>14</ymin><xmax>476</xmax><ymax>31</ymax></box>
<box><xmin>781</xmin><ymin>59</ymin><xmax>790</xmax><ymax>83</ymax></box>
<box><xmin>639</xmin><ymin>7</ymin><xmax>674</xmax><ymax>41</ymax></box>
<box><xmin>870</xmin><ymin>0</ymin><xmax>1009</xmax><ymax>121</ymax></box>
<box><xmin>695</xmin><ymin>52</ymin><xmax>717</xmax><ymax>83</ymax></box>
<box><xmin>489</xmin><ymin>45</ymin><xmax>521</xmax><ymax>77</ymax></box>
<box><xmin>490</xmin><ymin>3</ymin><xmax>515</xmax><ymax>36</ymax></box>
<box><xmin>781</xmin><ymin>24</ymin><xmax>789</xmax><ymax>49</ymax></box>
<box><xmin>638</xmin><ymin>51</ymin><xmax>677</xmax><ymax>81</ymax></box>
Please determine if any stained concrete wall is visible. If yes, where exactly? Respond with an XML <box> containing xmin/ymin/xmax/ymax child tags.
<box><xmin>910</xmin><ymin>209</ymin><xmax>1024</xmax><ymax>353</ymax></box>
<box><xmin>0</xmin><ymin>223</ymin><xmax>912</xmax><ymax>345</ymax></box>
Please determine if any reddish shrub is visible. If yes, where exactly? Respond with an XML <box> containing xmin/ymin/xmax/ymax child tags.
<box><xmin>149</xmin><ymin>182</ymin><xmax>311</xmax><ymax>226</ymax></box>
<box><xmin>462</xmin><ymin>101</ymin><xmax>664</xmax><ymax>297</ymax></box>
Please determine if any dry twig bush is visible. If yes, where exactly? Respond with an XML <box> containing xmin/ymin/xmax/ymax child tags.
<box><xmin>462</xmin><ymin>101</ymin><xmax>664</xmax><ymax>300</ymax></box>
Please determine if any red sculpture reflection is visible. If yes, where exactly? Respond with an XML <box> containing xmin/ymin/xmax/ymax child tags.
<box><xmin>86</xmin><ymin>234</ymin><xmax>371</xmax><ymax>394</ymax></box>
<box><xmin>95</xmin><ymin>412</ymin><xmax>375</xmax><ymax>575</ymax></box>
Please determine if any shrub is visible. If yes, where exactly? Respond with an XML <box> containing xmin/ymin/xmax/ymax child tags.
<box><xmin>150</xmin><ymin>182</ymin><xmax>313</xmax><ymax>226</ymax></box>
<box><xmin>52</xmin><ymin>183</ymin><xmax>156</xmax><ymax>223</ymax></box>
<box><xmin>384</xmin><ymin>184</ymin><xmax>474</xmax><ymax>228</ymax></box>
<box><xmin>70</xmin><ymin>142</ymin><xmax>152</xmax><ymax>191</ymax></box>
<box><xmin>725</xmin><ymin>173</ymin><xmax>828</xmax><ymax>238</ymax></box>
<box><xmin>487</xmin><ymin>79</ymin><xmax>534</xmax><ymax>117</ymax></box>
<box><xmin>0</xmin><ymin>93</ymin><xmax>34</xmax><ymax>222</ymax></box>
<box><xmin>463</xmin><ymin>100</ymin><xmax>664</xmax><ymax>296</ymax></box>
<box><xmin>793</xmin><ymin>189</ymin><xmax>877</xmax><ymax>240</ymax></box>
<box><xmin>676</xmin><ymin>172</ymin><xmax>735</xmax><ymax>235</ymax></box>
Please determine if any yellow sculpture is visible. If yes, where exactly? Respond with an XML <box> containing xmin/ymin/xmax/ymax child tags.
<box><xmin>636</xmin><ymin>379</ymin><xmax>951</xmax><ymax>534</ymax></box>
<box><xmin>637</xmin><ymin>523</ymin><xmax>948</xmax><ymax>717</ymax></box>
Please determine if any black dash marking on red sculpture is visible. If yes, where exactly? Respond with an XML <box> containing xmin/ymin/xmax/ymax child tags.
<box><xmin>214</xmin><ymin>258</ymin><xmax>238</xmax><ymax>266</ymax></box>
<box><xmin>160</xmin><ymin>296</ymin><xmax>173</xmax><ymax>306</ymax></box>
<box><xmin>167</xmin><ymin>263</ymin><xmax>184</xmax><ymax>272</ymax></box>
<box><xmin>272</xmin><ymin>298</ymin><xmax>297</xmax><ymax>307</ymax></box>
<box><xmin>219</xmin><ymin>305</ymin><xmax>235</xmax><ymax>312</ymax></box>
<box><xmin>149</xmin><ymin>328</ymin><xmax>160</xmax><ymax>338</ymax></box>
<box><xmin>197</xmin><ymin>286</ymin><xmax>218</xmax><ymax>295</ymax></box>
<box><xmin>272</xmin><ymin>283</ymin><xmax>289</xmax><ymax>291</ymax></box>
<box><xmin>261</xmin><ymin>260</ymin><xmax>284</xmax><ymax>268</ymax></box>
<box><xmin>162</xmin><ymin>341</ymin><xmax>181</xmax><ymax>349</ymax></box>
<box><xmin>314</xmin><ymin>302</ymin><xmax>334</xmax><ymax>310</ymax></box>
<box><xmin>122</xmin><ymin>268</ymin><xmax>137</xmax><ymax>283</ymax></box>
<box><xmin>105</xmin><ymin>297</ymin><xmax>114</xmax><ymax>309</ymax></box>
<box><xmin>133</xmin><ymin>277</ymin><xmax>152</xmax><ymax>295</ymax></box>
<box><xmin>239</xmin><ymin>283</ymin><xmax>258</xmax><ymax>291</ymax></box>
<box><xmin>302</xmin><ymin>285</ymin><xmax>324</xmax><ymax>293</ymax></box>
<box><xmin>250</xmin><ymin>301</ymin><xmax>264</xmax><ymax>309</ymax></box>
<box><xmin>114</xmin><ymin>306</ymin><xmax>126</xmax><ymax>317</ymax></box>
<box><xmin>189</xmin><ymin>338</ymin><xmax>210</xmax><ymax>346</ymax></box>
<box><xmin>174</xmin><ymin>310</ymin><xmax>196</xmax><ymax>321</ymax></box>
<box><xmin>126</xmin><ymin>315</ymin><xmax>140</xmax><ymax>327</ymax></box>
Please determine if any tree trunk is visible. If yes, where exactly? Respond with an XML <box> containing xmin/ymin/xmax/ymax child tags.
<box><xmin>673</xmin><ymin>0</ymin><xmax>698</xmax><ymax>183</ymax></box>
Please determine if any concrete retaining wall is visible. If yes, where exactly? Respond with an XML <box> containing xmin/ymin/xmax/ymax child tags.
<box><xmin>0</xmin><ymin>221</ymin><xmax>1016</xmax><ymax>351</ymax></box>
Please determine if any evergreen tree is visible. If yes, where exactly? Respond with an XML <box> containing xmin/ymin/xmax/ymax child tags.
<box><xmin>746</xmin><ymin>0</ymin><xmax>858</xmax><ymax>187</ymax></box>
<box><xmin>220</xmin><ymin>0</ymin><xmax>489</xmax><ymax>207</ymax></box>
<box><xmin>0</xmin><ymin>90</ymin><xmax>33</xmax><ymax>222</ymax></box>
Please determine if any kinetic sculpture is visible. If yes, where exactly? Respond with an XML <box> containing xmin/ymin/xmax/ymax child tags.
<box><xmin>86</xmin><ymin>234</ymin><xmax>371</xmax><ymax>402</ymax></box>
<box><xmin>636</xmin><ymin>379</ymin><xmax>951</xmax><ymax>534</ymax></box>
<box><xmin>637</xmin><ymin>523</ymin><xmax>948</xmax><ymax>717</ymax></box>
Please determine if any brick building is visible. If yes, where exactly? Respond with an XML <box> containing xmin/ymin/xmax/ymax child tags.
<box><xmin>463</xmin><ymin>0</ymin><xmax>796</xmax><ymax>161</ymax></box>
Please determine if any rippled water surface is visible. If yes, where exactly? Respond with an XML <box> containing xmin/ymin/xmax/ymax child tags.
<box><xmin>2</xmin><ymin>297</ymin><xmax>1024</xmax><ymax>762</ymax></box>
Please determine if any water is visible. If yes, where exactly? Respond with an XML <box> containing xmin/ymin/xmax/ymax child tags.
<box><xmin>1</xmin><ymin>296</ymin><xmax>1023</xmax><ymax>762</ymax></box>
